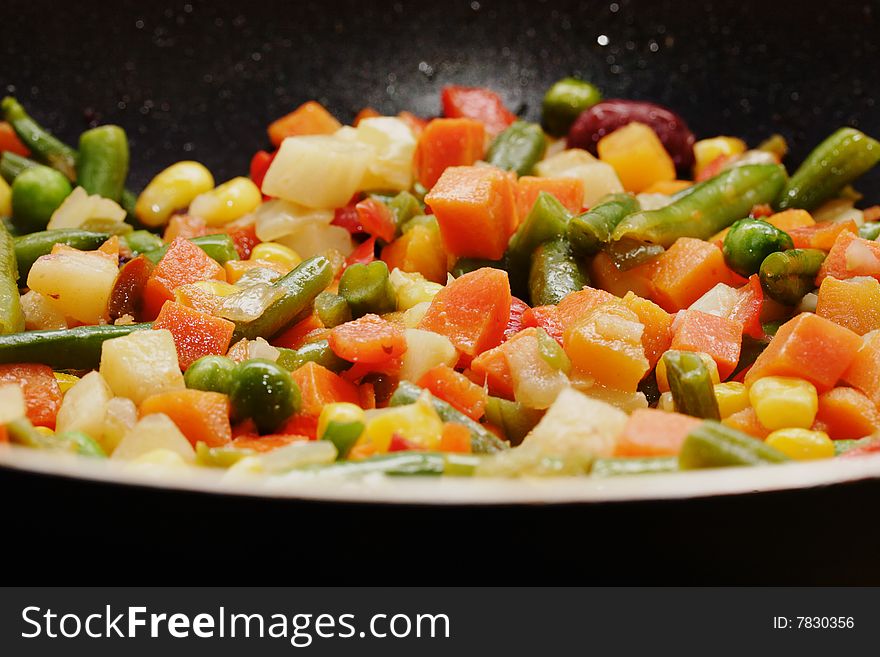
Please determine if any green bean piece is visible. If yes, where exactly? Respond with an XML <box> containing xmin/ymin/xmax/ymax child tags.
<box><xmin>184</xmin><ymin>355</ymin><xmax>237</xmax><ymax>395</ymax></box>
<box><xmin>612</xmin><ymin>164</ymin><xmax>787</xmax><ymax>247</ymax></box>
<box><xmin>77</xmin><ymin>125</ymin><xmax>130</xmax><ymax>202</ymax></box>
<box><xmin>451</xmin><ymin>257</ymin><xmax>505</xmax><ymax>277</ymax></box>
<box><xmin>722</xmin><ymin>218</ymin><xmax>794</xmax><ymax>277</ymax></box>
<box><xmin>679</xmin><ymin>420</ymin><xmax>789</xmax><ymax>469</ymax></box>
<box><xmin>759</xmin><ymin>248</ymin><xmax>825</xmax><ymax>305</ymax></box>
<box><xmin>319</xmin><ymin>419</ymin><xmax>365</xmax><ymax>461</ymax></box>
<box><xmin>122</xmin><ymin>230</ymin><xmax>164</xmax><ymax>256</ymax></box>
<box><xmin>390</xmin><ymin>381</ymin><xmax>508</xmax><ymax>453</ymax></box>
<box><xmin>196</xmin><ymin>441</ymin><xmax>256</xmax><ymax>468</ymax></box>
<box><xmin>0</xmin><ymin>323</ymin><xmax>152</xmax><ymax>369</ymax></box>
<box><xmin>338</xmin><ymin>260</ymin><xmax>396</xmax><ymax>318</ymax></box>
<box><xmin>486</xmin><ymin>121</ymin><xmax>547</xmax><ymax>177</ymax></box>
<box><xmin>567</xmin><ymin>193</ymin><xmax>640</xmax><ymax>256</ymax></box>
<box><xmin>483</xmin><ymin>395</ymin><xmax>544</xmax><ymax>447</ymax></box>
<box><xmin>388</xmin><ymin>190</ymin><xmax>423</xmax><ymax>229</ymax></box>
<box><xmin>528</xmin><ymin>239</ymin><xmax>588</xmax><ymax>306</ymax></box>
<box><xmin>591</xmin><ymin>456</ymin><xmax>679</xmax><ymax>477</ymax></box>
<box><xmin>541</xmin><ymin>77</ymin><xmax>603</xmax><ymax>137</ymax></box>
<box><xmin>232</xmin><ymin>256</ymin><xmax>333</xmax><ymax>340</ymax></box>
<box><xmin>400</xmin><ymin>214</ymin><xmax>439</xmax><ymax>234</ymax></box>
<box><xmin>144</xmin><ymin>233</ymin><xmax>239</xmax><ymax>265</ymax></box>
<box><xmin>1</xmin><ymin>97</ymin><xmax>78</xmax><ymax>181</ymax></box>
<box><xmin>729</xmin><ymin>334</ymin><xmax>772</xmax><ymax>381</ymax></box>
<box><xmin>7</xmin><ymin>418</ymin><xmax>105</xmax><ymax>457</ymax></box>
<box><xmin>275</xmin><ymin>339</ymin><xmax>350</xmax><ymax>374</ymax></box>
<box><xmin>0</xmin><ymin>151</ymin><xmax>39</xmax><ymax>184</ymax></box>
<box><xmin>506</xmin><ymin>191</ymin><xmax>572</xmax><ymax>294</ymax></box>
<box><xmin>536</xmin><ymin>327</ymin><xmax>571</xmax><ymax>374</ymax></box>
<box><xmin>13</xmin><ymin>229</ymin><xmax>110</xmax><ymax>282</ymax></box>
<box><xmin>777</xmin><ymin>128</ymin><xmax>880</xmax><ymax>211</ymax></box>
<box><xmin>604</xmin><ymin>238</ymin><xmax>665</xmax><ymax>271</ymax></box>
<box><xmin>314</xmin><ymin>291</ymin><xmax>351</xmax><ymax>328</ymax></box>
<box><xmin>0</xmin><ymin>226</ymin><xmax>25</xmax><ymax>335</ymax></box>
<box><xmin>304</xmin><ymin>452</ymin><xmax>447</xmax><ymax>476</ymax></box>
<box><xmin>10</xmin><ymin>165</ymin><xmax>72</xmax><ymax>232</ymax></box>
<box><xmin>56</xmin><ymin>430</ymin><xmax>107</xmax><ymax>458</ymax></box>
<box><xmin>662</xmin><ymin>350</ymin><xmax>721</xmax><ymax>420</ymax></box>
<box><xmin>858</xmin><ymin>221</ymin><xmax>880</xmax><ymax>241</ymax></box>
<box><xmin>229</xmin><ymin>359</ymin><xmax>301</xmax><ymax>433</ymax></box>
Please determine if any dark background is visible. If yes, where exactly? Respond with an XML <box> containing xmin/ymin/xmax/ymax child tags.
<box><xmin>3</xmin><ymin>0</ymin><xmax>880</xmax><ymax>583</ymax></box>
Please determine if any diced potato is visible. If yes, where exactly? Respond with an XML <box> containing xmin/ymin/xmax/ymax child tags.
<box><xmin>254</xmin><ymin>199</ymin><xmax>334</xmax><ymax>242</ymax></box>
<box><xmin>389</xmin><ymin>268</ymin><xmax>443</xmax><ymax>310</ymax></box>
<box><xmin>27</xmin><ymin>250</ymin><xmax>119</xmax><ymax>325</ymax></box>
<box><xmin>689</xmin><ymin>283</ymin><xmax>738</xmax><ymax>317</ymax></box>
<box><xmin>124</xmin><ymin>449</ymin><xmax>190</xmax><ymax>470</ymax></box>
<box><xmin>102</xmin><ymin>396</ymin><xmax>138</xmax><ymax>454</ymax></box>
<box><xmin>261</xmin><ymin>135</ymin><xmax>372</xmax><ymax>209</ymax></box>
<box><xmin>534</xmin><ymin>149</ymin><xmax>623</xmax><ymax>208</ymax></box>
<box><xmin>19</xmin><ymin>290</ymin><xmax>68</xmax><ymax>330</ymax></box>
<box><xmin>506</xmin><ymin>332</ymin><xmax>569</xmax><ymax>410</ymax></box>
<box><xmin>0</xmin><ymin>383</ymin><xmax>26</xmax><ymax>424</ymax></box>
<box><xmin>403</xmin><ymin>301</ymin><xmax>432</xmax><ymax>328</ymax></box>
<box><xmin>112</xmin><ymin>413</ymin><xmax>195</xmax><ymax>462</ymax></box>
<box><xmin>399</xmin><ymin>328</ymin><xmax>458</xmax><ymax>382</ymax></box>
<box><xmin>363</xmin><ymin>393</ymin><xmax>443</xmax><ymax>451</ymax></box>
<box><xmin>597</xmin><ymin>122</ymin><xmax>675</xmax><ymax>193</ymax></box>
<box><xmin>47</xmin><ymin>186</ymin><xmax>126</xmax><ymax>229</ymax></box>
<box><xmin>355</xmin><ymin>117</ymin><xmax>417</xmax><ymax>191</ymax></box>
<box><xmin>55</xmin><ymin>371</ymin><xmax>112</xmax><ymax>442</ymax></box>
<box><xmin>100</xmin><ymin>329</ymin><xmax>185</xmax><ymax>405</ymax></box>
<box><xmin>276</xmin><ymin>221</ymin><xmax>353</xmax><ymax>258</ymax></box>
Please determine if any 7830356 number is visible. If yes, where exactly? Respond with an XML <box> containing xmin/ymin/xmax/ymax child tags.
<box><xmin>797</xmin><ymin>617</ymin><xmax>854</xmax><ymax>629</ymax></box>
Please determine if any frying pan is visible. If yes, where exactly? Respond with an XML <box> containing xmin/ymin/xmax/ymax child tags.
<box><xmin>3</xmin><ymin>0</ymin><xmax>880</xmax><ymax>583</ymax></box>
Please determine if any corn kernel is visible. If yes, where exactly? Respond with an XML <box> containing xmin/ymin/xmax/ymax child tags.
<box><xmin>136</xmin><ymin>161</ymin><xmax>214</xmax><ymax>227</ymax></box>
<box><xmin>656</xmin><ymin>351</ymin><xmax>720</xmax><ymax>392</ymax></box>
<box><xmin>693</xmin><ymin>136</ymin><xmax>747</xmax><ymax>176</ymax></box>
<box><xmin>714</xmin><ymin>382</ymin><xmax>750</xmax><ymax>419</ymax></box>
<box><xmin>317</xmin><ymin>402</ymin><xmax>366</xmax><ymax>440</ymax></box>
<box><xmin>34</xmin><ymin>426</ymin><xmax>55</xmax><ymax>436</ymax></box>
<box><xmin>189</xmin><ymin>176</ymin><xmax>263</xmax><ymax>226</ymax></box>
<box><xmin>53</xmin><ymin>372</ymin><xmax>80</xmax><ymax>394</ymax></box>
<box><xmin>765</xmin><ymin>428</ymin><xmax>834</xmax><ymax>461</ymax></box>
<box><xmin>249</xmin><ymin>242</ymin><xmax>302</xmax><ymax>270</ymax></box>
<box><xmin>657</xmin><ymin>391</ymin><xmax>676</xmax><ymax>412</ymax></box>
<box><xmin>748</xmin><ymin>376</ymin><xmax>818</xmax><ymax>430</ymax></box>
<box><xmin>0</xmin><ymin>175</ymin><xmax>11</xmax><ymax>217</ymax></box>
<box><xmin>364</xmin><ymin>393</ymin><xmax>442</xmax><ymax>452</ymax></box>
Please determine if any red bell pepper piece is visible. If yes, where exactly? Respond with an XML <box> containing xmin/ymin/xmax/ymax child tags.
<box><xmin>440</xmin><ymin>85</ymin><xmax>517</xmax><ymax>135</ymax></box>
<box><xmin>731</xmin><ymin>274</ymin><xmax>765</xmax><ymax>339</ymax></box>
<box><xmin>345</xmin><ymin>236</ymin><xmax>378</xmax><ymax>269</ymax></box>
<box><xmin>504</xmin><ymin>296</ymin><xmax>530</xmax><ymax>342</ymax></box>
<box><xmin>249</xmin><ymin>150</ymin><xmax>276</xmax><ymax>193</ymax></box>
<box><xmin>355</xmin><ymin>197</ymin><xmax>396</xmax><ymax>242</ymax></box>
<box><xmin>332</xmin><ymin>196</ymin><xmax>366</xmax><ymax>235</ymax></box>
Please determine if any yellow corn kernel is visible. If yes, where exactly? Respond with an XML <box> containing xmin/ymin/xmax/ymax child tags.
<box><xmin>53</xmin><ymin>372</ymin><xmax>80</xmax><ymax>394</ymax></box>
<box><xmin>765</xmin><ymin>428</ymin><xmax>834</xmax><ymax>461</ymax></box>
<box><xmin>714</xmin><ymin>382</ymin><xmax>750</xmax><ymax>419</ymax></box>
<box><xmin>189</xmin><ymin>176</ymin><xmax>262</xmax><ymax>227</ymax></box>
<box><xmin>657</xmin><ymin>391</ymin><xmax>676</xmax><ymax>412</ymax></box>
<box><xmin>363</xmin><ymin>393</ymin><xmax>443</xmax><ymax>452</ymax></box>
<box><xmin>249</xmin><ymin>242</ymin><xmax>302</xmax><ymax>270</ymax></box>
<box><xmin>0</xmin><ymin>175</ymin><xmax>11</xmax><ymax>216</ymax></box>
<box><xmin>655</xmin><ymin>351</ymin><xmax>720</xmax><ymax>392</ymax></box>
<box><xmin>748</xmin><ymin>376</ymin><xmax>818</xmax><ymax>430</ymax></box>
<box><xmin>693</xmin><ymin>136</ymin><xmax>747</xmax><ymax>176</ymax></box>
<box><xmin>135</xmin><ymin>161</ymin><xmax>214</xmax><ymax>227</ymax></box>
<box><xmin>34</xmin><ymin>426</ymin><xmax>55</xmax><ymax>436</ymax></box>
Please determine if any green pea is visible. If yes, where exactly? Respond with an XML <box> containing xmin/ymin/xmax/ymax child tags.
<box><xmin>229</xmin><ymin>359</ymin><xmax>300</xmax><ymax>433</ymax></box>
<box><xmin>541</xmin><ymin>77</ymin><xmax>603</xmax><ymax>137</ymax></box>
<box><xmin>184</xmin><ymin>355</ymin><xmax>238</xmax><ymax>395</ymax></box>
<box><xmin>11</xmin><ymin>164</ymin><xmax>72</xmax><ymax>232</ymax></box>
<box><xmin>722</xmin><ymin>218</ymin><xmax>794</xmax><ymax>277</ymax></box>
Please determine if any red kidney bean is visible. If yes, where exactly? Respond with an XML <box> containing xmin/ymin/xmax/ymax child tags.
<box><xmin>566</xmin><ymin>99</ymin><xmax>696</xmax><ymax>171</ymax></box>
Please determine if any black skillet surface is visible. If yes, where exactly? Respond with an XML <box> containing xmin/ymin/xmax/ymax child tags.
<box><xmin>3</xmin><ymin>0</ymin><xmax>880</xmax><ymax>583</ymax></box>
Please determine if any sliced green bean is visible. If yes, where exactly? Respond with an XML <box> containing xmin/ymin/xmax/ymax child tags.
<box><xmin>528</xmin><ymin>239</ymin><xmax>587</xmax><ymax>306</ymax></box>
<box><xmin>13</xmin><ymin>229</ymin><xmax>110</xmax><ymax>282</ymax></box>
<box><xmin>0</xmin><ymin>225</ymin><xmax>25</xmax><ymax>334</ymax></box>
<box><xmin>0</xmin><ymin>323</ymin><xmax>152</xmax><ymax>369</ymax></box>
<box><xmin>679</xmin><ymin>420</ymin><xmax>789</xmax><ymax>469</ymax></box>
<box><xmin>662</xmin><ymin>350</ymin><xmax>721</xmax><ymax>420</ymax></box>
<box><xmin>759</xmin><ymin>248</ymin><xmax>825</xmax><ymax>305</ymax></box>
<box><xmin>567</xmin><ymin>193</ymin><xmax>640</xmax><ymax>256</ymax></box>
<box><xmin>487</xmin><ymin>121</ymin><xmax>547</xmax><ymax>177</ymax></box>
<box><xmin>77</xmin><ymin>125</ymin><xmax>129</xmax><ymax>202</ymax></box>
<box><xmin>338</xmin><ymin>260</ymin><xmax>396</xmax><ymax>318</ymax></box>
<box><xmin>1</xmin><ymin>96</ymin><xmax>77</xmax><ymax>181</ymax></box>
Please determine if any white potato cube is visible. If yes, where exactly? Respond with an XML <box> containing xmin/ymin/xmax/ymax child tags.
<box><xmin>99</xmin><ymin>329</ymin><xmax>184</xmax><ymax>405</ymax></box>
<box><xmin>355</xmin><ymin>117</ymin><xmax>417</xmax><ymax>191</ymax></box>
<box><xmin>0</xmin><ymin>384</ymin><xmax>26</xmax><ymax>424</ymax></box>
<box><xmin>276</xmin><ymin>222</ymin><xmax>353</xmax><ymax>258</ymax></box>
<box><xmin>112</xmin><ymin>413</ymin><xmax>195</xmax><ymax>462</ymax></box>
<box><xmin>27</xmin><ymin>250</ymin><xmax>119</xmax><ymax>325</ymax></box>
<box><xmin>19</xmin><ymin>290</ymin><xmax>68</xmax><ymax>330</ymax></box>
<box><xmin>398</xmin><ymin>328</ymin><xmax>458</xmax><ymax>383</ymax></box>
<box><xmin>254</xmin><ymin>199</ymin><xmax>334</xmax><ymax>242</ymax></box>
<box><xmin>535</xmin><ymin>148</ymin><xmax>623</xmax><ymax>208</ymax></box>
<box><xmin>47</xmin><ymin>186</ymin><xmax>127</xmax><ymax>229</ymax></box>
<box><xmin>55</xmin><ymin>371</ymin><xmax>112</xmax><ymax>442</ymax></box>
<box><xmin>261</xmin><ymin>135</ymin><xmax>372</xmax><ymax>209</ymax></box>
<box><xmin>102</xmin><ymin>396</ymin><xmax>138</xmax><ymax>454</ymax></box>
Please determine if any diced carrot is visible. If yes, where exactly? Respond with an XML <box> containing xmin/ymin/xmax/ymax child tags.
<box><xmin>589</xmin><ymin>251</ymin><xmax>657</xmax><ymax>299</ymax></box>
<box><xmin>516</xmin><ymin>176</ymin><xmax>584</xmax><ymax>219</ymax></box>
<box><xmin>142</xmin><ymin>237</ymin><xmax>226</xmax><ymax>319</ymax></box>
<box><xmin>597</xmin><ymin>122</ymin><xmax>675</xmax><ymax>193</ymax></box>
<box><xmin>0</xmin><ymin>424</ymin><xmax>7</xmax><ymax>443</ymax></box>
<box><xmin>744</xmin><ymin>312</ymin><xmax>862</xmax><ymax>392</ymax></box>
<box><xmin>140</xmin><ymin>389</ymin><xmax>232</xmax><ymax>448</ymax></box>
<box><xmin>620</xmin><ymin>292</ymin><xmax>673</xmax><ymax>369</ymax></box>
<box><xmin>163</xmin><ymin>214</ymin><xmax>208</xmax><ymax>242</ymax></box>
<box><xmin>722</xmin><ymin>407</ymin><xmax>771</xmax><ymax>439</ymax></box>
<box><xmin>504</xmin><ymin>296</ymin><xmax>530</xmax><ymax>342</ymax></box>
<box><xmin>439</xmin><ymin>422</ymin><xmax>472</xmax><ymax>453</ymax></box>
<box><xmin>380</xmin><ymin>224</ymin><xmax>447</xmax><ymax>283</ymax></box>
<box><xmin>98</xmin><ymin>235</ymin><xmax>121</xmax><ymax>259</ymax></box>
<box><xmin>267</xmin><ymin>100</ymin><xmax>341</xmax><ymax>147</ymax></box>
<box><xmin>816</xmin><ymin>230</ymin><xmax>880</xmax><ymax>284</ymax></box>
<box><xmin>355</xmin><ymin>197</ymin><xmax>396</xmax><ymax>243</ymax></box>
<box><xmin>222</xmin><ymin>219</ymin><xmax>260</xmax><ymax>260</ymax></box>
<box><xmin>521</xmin><ymin>305</ymin><xmax>564</xmax><ymax>344</ymax></box>
<box><xmin>152</xmin><ymin>301</ymin><xmax>235</xmax><ymax>370</ymax></box>
<box><xmin>764</xmin><ymin>209</ymin><xmax>816</xmax><ymax>232</ymax></box>
<box><xmin>555</xmin><ymin>286</ymin><xmax>618</xmax><ymax>331</ymax></box>
<box><xmin>670</xmin><ymin>309</ymin><xmax>743</xmax><ymax>380</ymax></box>
<box><xmin>651</xmin><ymin>238</ymin><xmax>743</xmax><ymax>312</ymax></box>
<box><xmin>731</xmin><ymin>275</ymin><xmax>765</xmax><ymax>339</ymax></box>
<box><xmin>277</xmin><ymin>414</ymin><xmax>319</xmax><ymax>440</ymax></box>
<box><xmin>615</xmin><ymin>408</ymin><xmax>702</xmax><ymax>457</ymax></box>
<box><xmin>424</xmin><ymin>165</ymin><xmax>517</xmax><ymax>260</ymax></box>
<box><xmin>231</xmin><ymin>418</ymin><xmax>258</xmax><ymax>439</ymax></box>
<box><xmin>232</xmin><ymin>434</ymin><xmax>308</xmax><ymax>452</ymax></box>
<box><xmin>353</xmin><ymin>107</ymin><xmax>381</xmax><ymax>126</ymax></box>
<box><xmin>414</xmin><ymin>118</ymin><xmax>486</xmax><ymax>189</ymax></box>
<box><xmin>290</xmin><ymin>361</ymin><xmax>360</xmax><ymax>418</ymax></box>
<box><xmin>842</xmin><ymin>331</ymin><xmax>880</xmax><ymax>407</ymax></box>
<box><xmin>440</xmin><ymin>85</ymin><xmax>517</xmax><ymax>136</ymax></box>
<box><xmin>328</xmin><ymin>314</ymin><xmax>407</xmax><ymax>364</ymax></box>
<box><xmin>418</xmin><ymin>364</ymin><xmax>487</xmax><ymax>421</ymax></box>
<box><xmin>418</xmin><ymin>268</ymin><xmax>511</xmax><ymax>360</ymax></box>
<box><xmin>348</xmin><ymin>441</ymin><xmax>378</xmax><ymax>460</ymax></box>
<box><xmin>814</xmin><ymin>387</ymin><xmax>880</xmax><ymax>440</ymax></box>
<box><xmin>0</xmin><ymin>121</ymin><xmax>30</xmax><ymax>157</ymax></box>
<box><xmin>0</xmin><ymin>364</ymin><xmax>62</xmax><ymax>429</ymax></box>
<box><xmin>470</xmin><ymin>345</ymin><xmax>515</xmax><ymax>399</ymax></box>
<box><xmin>816</xmin><ymin>276</ymin><xmax>880</xmax><ymax>336</ymax></box>
<box><xmin>271</xmin><ymin>313</ymin><xmax>324</xmax><ymax>350</ymax></box>
<box><xmin>788</xmin><ymin>219</ymin><xmax>858</xmax><ymax>251</ymax></box>
<box><xmin>641</xmin><ymin>180</ymin><xmax>693</xmax><ymax>195</ymax></box>
<box><xmin>359</xmin><ymin>381</ymin><xmax>377</xmax><ymax>409</ymax></box>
